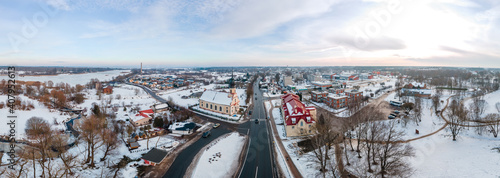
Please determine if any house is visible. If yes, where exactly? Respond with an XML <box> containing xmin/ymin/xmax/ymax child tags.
<box><xmin>130</xmin><ymin>109</ymin><xmax>154</xmax><ymax>127</ymax></box>
<box><xmin>129</xmin><ymin>142</ymin><xmax>140</xmax><ymax>149</ymax></box>
<box><xmin>281</xmin><ymin>93</ymin><xmax>316</xmax><ymax>137</ymax></box>
<box><xmin>402</xmin><ymin>83</ymin><xmax>431</xmax><ymax>98</ymax></box>
<box><xmin>141</xmin><ymin>148</ymin><xmax>169</xmax><ymax>166</ymax></box>
<box><xmin>103</xmin><ymin>86</ymin><xmax>113</xmax><ymax>94</ymax></box>
<box><xmin>199</xmin><ymin>88</ymin><xmax>240</xmax><ymax>116</ymax></box>
<box><xmin>405</xmin><ymin>83</ymin><xmax>427</xmax><ymax>89</ymax></box>
<box><xmin>402</xmin><ymin>88</ymin><xmax>432</xmax><ymax>98</ymax></box>
<box><xmin>168</xmin><ymin>122</ymin><xmax>196</xmax><ymax>135</ymax></box>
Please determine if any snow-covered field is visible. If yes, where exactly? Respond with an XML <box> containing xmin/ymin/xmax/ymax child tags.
<box><xmin>77</xmin><ymin>85</ymin><xmax>158</xmax><ymax>118</ymax></box>
<box><xmin>0</xmin><ymin>70</ymin><xmax>130</xmax><ymax>86</ymax></box>
<box><xmin>464</xmin><ymin>89</ymin><xmax>500</xmax><ymax>117</ymax></box>
<box><xmin>409</xmin><ymin>131</ymin><xmax>500</xmax><ymax>177</ymax></box>
<box><xmin>191</xmin><ymin>132</ymin><xmax>246</xmax><ymax>178</ymax></box>
<box><xmin>0</xmin><ymin>95</ymin><xmax>68</xmax><ymax>138</ymax></box>
<box><xmin>345</xmin><ymin>91</ymin><xmax>500</xmax><ymax>177</ymax></box>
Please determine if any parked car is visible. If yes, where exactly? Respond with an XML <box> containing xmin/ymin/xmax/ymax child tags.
<box><xmin>249</xmin><ymin>110</ymin><xmax>252</xmax><ymax>115</ymax></box>
<box><xmin>202</xmin><ymin>131</ymin><xmax>211</xmax><ymax>138</ymax></box>
<box><xmin>255</xmin><ymin>119</ymin><xmax>259</xmax><ymax>124</ymax></box>
<box><xmin>393</xmin><ymin>110</ymin><xmax>400</xmax><ymax>114</ymax></box>
<box><xmin>390</xmin><ymin>113</ymin><xmax>398</xmax><ymax>117</ymax></box>
<box><xmin>213</xmin><ymin>123</ymin><xmax>220</xmax><ymax>129</ymax></box>
<box><xmin>388</xmin><ymin>115</ymin><xmax>396</xmax><ymax>119</ymax></box>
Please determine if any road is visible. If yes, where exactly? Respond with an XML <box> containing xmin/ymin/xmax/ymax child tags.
<box><xmin>237</xmin><ymin>80</ymin><xmax>277</xmax><ymax>178</ymax></box>
<box><xmin>125</xmin><ymin>78</ymin><xmax>276</xmax><ymax>178</ymax></box>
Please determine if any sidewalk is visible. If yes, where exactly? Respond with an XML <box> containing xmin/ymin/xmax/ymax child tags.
<box><xmin>267</xmin><ymin>101</ymin><xmax>303</xmax><ymax>178</ymax></box>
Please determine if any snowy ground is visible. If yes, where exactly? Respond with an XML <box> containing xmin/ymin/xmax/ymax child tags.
<box><xmin>191</xmin><ymin>132</ymin><xmax>246</xmax><ymax>178</ymax></box>
<box><xmin>0</xmin><ymin>95</ymin><xmax>68</xmax><ymax>138</ymax></box>
<box><xmin>77</xmin><ymin>85</ymin><xmax>158</xmax><ymax>118</ymax></box>
<box><xmin>345</xmin><ymin>92</ymin><xmax>500</xmax><ymax>177</ymax></box>
<box><xmin>463</xmin><ymin>89</ymin><xmax>500</xmax><ymax>117</ymax></box>
<box><xmin>379</xmin><ymin>98</ymin><xmax>446</xmax><ymax>140</ymax></box>
<box><xmin>409</xmin><ymin>130</ymin><xmax>500</xmax><ymax>177</ymax></box>
<box><xmin>0</xmin><ymin>70</ymin><xmax>130</xmax><ymax>86</ymax></box>
<box><xmin>282</xmin><ymin>139</ymin><xmax>337</xmax><ymax>178</ymax></box>
<box><xmin>159</xmin><ymin>84</ymin><xmax>247</xmax><ymax>108</ymax></box>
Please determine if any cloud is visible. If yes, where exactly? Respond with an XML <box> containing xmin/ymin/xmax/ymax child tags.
<box><xmin>210</xmin><ymin>0</ymin><xmax>340</xmax><ymax>39</ymax></box>
<box><xmin>329</xmin><ymin>35</ymin><xmax>406</xmax><ymax>51</ymax></box>
<box><xmin>42</xmin><ymin>0</ymin><xmax>156</xmax><ymax>12</ymax></box>
<box><xmin>43</xmin><ymin>0</ymin><xmax>70</xmax><ymax>10</ymax></box>
<box><xmin>79</xmin><ymin>0</ymin><xmax>179</xmax><ymax>40</ymax></box>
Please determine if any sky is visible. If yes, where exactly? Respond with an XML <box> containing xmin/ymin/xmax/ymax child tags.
<box><xmin>0</xmin><ymin>0</ymin><xmax>500</xmax><ymax>68</ymax></box>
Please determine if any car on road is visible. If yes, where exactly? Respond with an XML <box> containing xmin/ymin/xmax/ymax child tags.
<box><xmin>202</xmin><ymin>131</ymin><xmax>211</xmax><ymax>138</ymax></box>
<box><xmin>388</xmin><ymin>115</ymin><xmax>396</xmax><ymax>119</ymax></box>
<box><xmin>255</xmin><ymin>119</ymin><xmax>259</xmax><ymax>124</ymax></box>
<box><xmin>213</xmin><ymin>123</ymin><xmax>220</xmax><ymax>129</ymax></box>
<box><xmin>255</xmin><ymin>97</ymin><xmax>257</xmax><ymax>100</ymax></box>
<box><xmin>249</xmin><ymin>110</ymin><xmax>252</xmax><ymax>115</ymax></box>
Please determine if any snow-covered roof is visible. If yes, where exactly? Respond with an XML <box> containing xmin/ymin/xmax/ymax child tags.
<box><xmin>168</xmin><ymin>122</ymin><xmax>196</xmax><ymax>131</ymax></box>
<box><xmin>131</xmin><ymin>113</ymin><xmax>149</xmax><ymax>122</ymax></box>
<box><xmin>199</xmin><ymin>90</ymin><xmax>236</xmax><ymax>105</ymax></box>
<box><xmin>327</xmin><ymin>93</ymin><xmax>347</xmax><ymax>99</ymax></box>
<box><xmin>152</xmin><ymin>103</ymin><xmax>169</xmax><ymax>110</ymax></box>
<box><xmin>410</xmin><ymin>82</ymin><xmax>426</xmax><ymax>88</ymax></box>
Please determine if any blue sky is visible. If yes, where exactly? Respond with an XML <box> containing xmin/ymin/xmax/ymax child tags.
<box><xmin>1</xmin><ymin>0</ymin><xmax>500</xmax><ymax>68</ymax></box>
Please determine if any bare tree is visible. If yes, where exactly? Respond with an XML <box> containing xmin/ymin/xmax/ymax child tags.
<box><xmin>363</xmin><ymin>107</ymin><xmax>384</xmax><ymax>173</ymax></box>
<box><xmin>377</xmin><ymin>121</ymin><xmax>415</xmax><ymax>178</ymax></box>
<box><xmin>100</xmin><ymin>128</ymin><xmax>120</xmax><ymax>161</ymax></box>
<box><xmin>484</xmin><ymin>113</ymin><xmax>500</xmax><ymax>138</ymax></box>
<box><xmin>25</xmin><ymin>117</ymin><xmax>52</xmax><ymax>176</ymax></box>
<box><xmin>431</xmin><ymin>94</ymin><xmax>441</xmax><ymax>113</ymax></box>
<box><xmin>447</xmin><ymin>100</ymin><xmax>467</xmax><ymax>141</ymax></box>
<box><xmin>469</xmin><ymin>95</ymin><xmax>487</xmax><ymax>121</ymax></box>
<box><xmin>77</xmin><ymin>115</ymin><xmax>105</xmax><ymax>167</ymax></box>
<box><xmin>52</xmin><ymin>133</ymin><xmax>79</xmax><ymax>176</ymax></box>
<box><xmin>413</xmin><ymin>97</ymin><xmax>422</xmax><ymax>125</ymax></box>
<box><xmin>309</xmin><ymin>114</ymin><xmax>340</xmax><ymax>177</ymax></box>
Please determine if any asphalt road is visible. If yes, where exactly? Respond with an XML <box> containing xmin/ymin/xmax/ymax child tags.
<box><xmin>126</xmin><ymin>78</ymin><xmax>276</xmax><ymax>178</ymax></box>
<box><xmin>237</xmin><ymin>81</ymin><xmax>276</xmax><ymax>178</ymax></box>
<box><xmin>162</xmin><ymin>120</ymin><xmax>232</xmax><ymax>178</ymax></box>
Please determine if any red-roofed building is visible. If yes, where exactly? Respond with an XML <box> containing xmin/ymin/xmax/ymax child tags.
<box><xmin>280</xmin><ymin>93</ymin><xmax>316</xmax><ymax>137</ymax></box>
<box><xmin>129</xmin><ymin>109</ymin><xmax>154</xmax><ymax>126</ymax></box>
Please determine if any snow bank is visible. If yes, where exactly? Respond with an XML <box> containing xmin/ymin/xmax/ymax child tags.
<box><xmin>191</xmin><ymin>132</ymin><xmax>246</xmax><ymax>178</ymax></box>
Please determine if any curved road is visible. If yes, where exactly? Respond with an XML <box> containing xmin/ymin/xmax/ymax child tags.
<box><xmin>126</xmin><ymin>78</ymin><xmax>276</xmax><ymax>178</ymax></box>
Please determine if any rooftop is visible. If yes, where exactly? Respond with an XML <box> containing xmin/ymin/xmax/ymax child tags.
<box><xmin>199</xmin><ymin>90</ymin><xmax>237</xmax><ymax>105</ymax></box>
<box><xmin>141</xmin><ymin>148</ymin><xmax>168</xmax><ymax>163</ymax></box>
